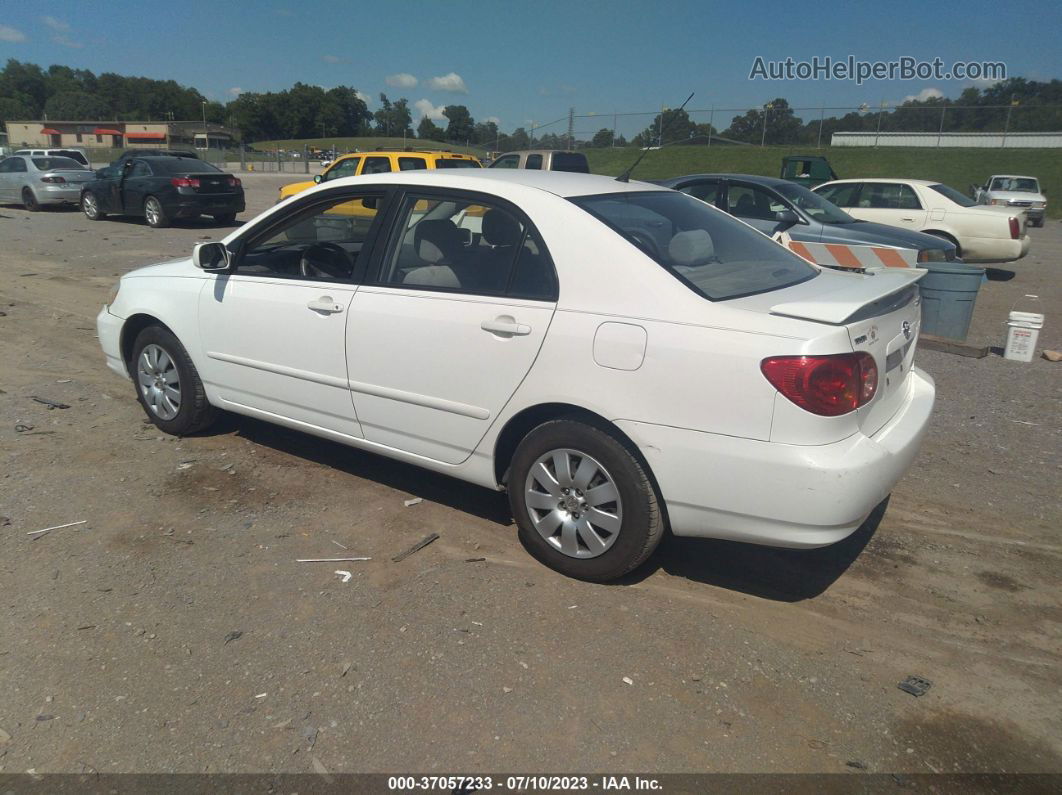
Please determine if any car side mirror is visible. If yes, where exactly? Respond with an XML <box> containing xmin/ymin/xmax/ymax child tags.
<box><xmin>193</xmin><ymin>241</ymin><xmax>232</xmax><ymax>272</ymax></box>
<box><xmin>313</xmin><ymin>174</ymin><xmax>322</xmax><ymax>184</ymax></box>
<box><xmin>774</xmin><ymin>209</ymin><xmax>801</xmax><ymax>225</ymax></box>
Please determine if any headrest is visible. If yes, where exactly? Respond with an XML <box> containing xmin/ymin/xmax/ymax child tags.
<box><xmin>482</xmin><ymin>209</ymin><xmax>522</xmax><ymax>247</ymax></box>
<box><xmin>414</xmin><ymin>220</ymin><xmax>462</xmax><ymax>264</ymax></box>
<box><xmin>668</xmin><ymin>229</ymin><xmax>715</xmax><ymax>267</ymax></box>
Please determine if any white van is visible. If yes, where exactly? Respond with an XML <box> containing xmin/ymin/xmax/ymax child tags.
<box><xmin>14</xmin><ymin>148</ymin><xmax>91</xmax><ymax>168</ymax></box>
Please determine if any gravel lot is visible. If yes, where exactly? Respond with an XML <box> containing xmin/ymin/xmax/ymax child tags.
<box><xmin>0</xmin><ymin>174</ymin><xmax>1059</xmax><ymax>775</ymax></box>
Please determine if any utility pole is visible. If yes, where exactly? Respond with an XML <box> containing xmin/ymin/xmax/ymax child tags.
<box><xmin>873</xmin><ymin>99</ymin><xmax>886</xmax><ymax>148</ymax></box>
<box><xmin>817</xmin><ymin>103</ymin><xmax>825</xmax><ymax>148</ymax></box>
<box><xmin>1002</xmin><ymin>96</ymin><xmax>1018</xmax><ymax>148</ymax></box>
<box><xmin>567</xmin><ymin>106</ymin><xmax>574</xmax><ymax>151</ymax></box>
<box><xmin>657</xmin><ymin>104</ymin><xmax>665</xmax><ymax>147</ymax></box>
<box><xmin>612</xmin><ymin>112</ymin><xmax>617</xmax><ymax>148</ymax></box>
<box><xmin>708</xmin><ymin>106</ymin><xmax>713</xmax><ymax>147</ymax></box>
<box><xmin>201</xmin><ymin>101</ymin><xmax>207</xmax><ymax>151</ymax></box>
<box><xmin>760</xmin><ymin>102</ymin><xmax>773</xmax><ymax>147</ymax></box>
<box><xmin>937</xmin><ymin>104</ymin><xmax>946</xmax><ymax>148</ymax></box>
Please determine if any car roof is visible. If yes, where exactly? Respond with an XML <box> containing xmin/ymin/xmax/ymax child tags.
<box><xmin>496</xmin><ymin>150</ymin><xmax>587</xmax><ymax>157</ymax></box>
<box><xmin>821</xmin><ymin>178</ymin><xmax>939</xmax><ymax>186</ymax></box>
<box><xmin>338</xmin><ymin>150</ymin><xmax>476</xmax><ymax>158</ymax></box>
<box><xmin>318</xmin><ymin>168</ymin><xmax>661</xmax><ymax>198</ymax></box>
<box><xmin>990</xmin><ymin>174</ymin><xmax>1037</xmax><ymax>180</ymax></box>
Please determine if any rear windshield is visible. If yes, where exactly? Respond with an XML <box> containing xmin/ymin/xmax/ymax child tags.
<box><xmin>435</xmin><ymin>159</ymin><xmax>481</xmax><ymax>169</ymax></box>
<box><xmin>572</xmin><ymin>191</ymin><xmax>817</xmax><ymax>300</ymax></box>
<box><xmin>32</xmin><ymin>156</ymin><xmax>85</xmax><ymax>171</ymax></box>
<box><xmin>149</xmin><ymin>158</ymin><xmax>222</xmax><ymax>174</ymax></box>
<box><xmin>929</xmin><ymin>183</ymin><xmax>975</xmax><ymax>207</ymax></box>
<box><xmin>551</xmin><ymin>152</ymin><xmax>590</xmax><ymax>173</ymax></box>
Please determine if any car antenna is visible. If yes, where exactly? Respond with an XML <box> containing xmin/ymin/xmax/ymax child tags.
<box><xmin>616</xmin><ymin>92</ymin><xmax>694</xmax><ymax>183</ymax></box>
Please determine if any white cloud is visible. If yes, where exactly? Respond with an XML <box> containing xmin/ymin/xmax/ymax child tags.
<box><xmin>426</xmin><ymin>72</ymin><xmax>468</xmax><ymax>94</ymax></box>
<box><xmin>386</xmin><ymin>72</ymin><xmax>418</xmax><ymax>89</ymax></box>
<box><xmin>355</xmin><ymin>90</ymin><xmax>372</xmax><ymax>104</ymax></box>
<box><xmin>0</xmin><ymin>25</ymin><xmax>26</xmax><ymax>42</ymax></box>
<box><xmin>322</xmin><ymin>54</ymin><xmax>344</xmax><ymax>64</ymax></box>
<box><xmin>41</xmin><ymin>15</ymin><xmax>70</xmax><ymax>32</ymax></box>
<box><xmin>228</xmin><ymin>87</ymin><xmax>243</xmax><ymax>97</ymax></box>
<box><xmin>484</xmin><ymin>116</ymin><xmax>500</xmax><ymax>125</ymax></box>
<box><xmin>414</xmin><ymin>98</ymin><xmax>447</xmax><ymax>120</ymax></box>
<box><xmin>902</xmin><ymin>87</ymin><xmax>944</xmax><ymax>103</ymax></box>
<box><xmin>52</xmin><ymin>34</ymin><xmax>83</xmax><ymax>48</ymax></box>
<box><xmin>967</xmin><ymin>76</ymin><xmax>1002</xmax><ymax>89</ymax></box>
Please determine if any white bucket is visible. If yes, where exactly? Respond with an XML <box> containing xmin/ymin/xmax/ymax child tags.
<box><xmin>1003</xmin><ymin>310</ymin><xmax>1044</xmax><ymax>362</ymax></box>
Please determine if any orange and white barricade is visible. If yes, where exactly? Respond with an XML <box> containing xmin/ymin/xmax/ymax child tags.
<box><xmin>772</xmin><ymin>231</ymin><xmax>918</xmax><ymax>271</ymax></box>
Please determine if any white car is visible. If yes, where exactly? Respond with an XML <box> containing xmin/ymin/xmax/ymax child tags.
<box><xmin>974</xmin><ymin>175</ymin><xmax>1047</xmax><ymax>228</ymax></box>
<box><xmin>97</xmin><ymin>170</ymin><xmax>935</xmax><ymax>581</ymax></box>
<box><xmin>814</xmin><ymin>178</ymin><xmax>1031</xmax><ymax>263</ymax></box>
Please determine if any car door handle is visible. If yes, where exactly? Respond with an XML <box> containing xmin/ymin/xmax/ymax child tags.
<box><xmin>901</xmin><ymin>217</ymin><xmax>915</xmax><ymax>222</ymax></box>
<box><xmin>481</xmin><ymin>317</ymin><xmax>531</xmax><ymax>336</ymax></box>
<box><xmin>307</xmin><ymin>296</ymin><xmax>344</xmax><ymax>314</ymax></box>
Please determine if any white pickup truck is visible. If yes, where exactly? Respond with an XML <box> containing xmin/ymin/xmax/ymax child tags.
<box><xmin>974</xmin><ymin>175</ymin><xmax>1047</xmax><ymax>227</ymax></box>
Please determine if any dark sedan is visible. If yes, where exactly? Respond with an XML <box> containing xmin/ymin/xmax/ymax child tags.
<box><xmin>80</xmin><ymin>156</ymin><xmax>244</xmax><ymax>228</ymax></box>
<box><xmin>656</xmin><ymin>173</ymin><xmax>959</xmax><ymax>263</ymax></box>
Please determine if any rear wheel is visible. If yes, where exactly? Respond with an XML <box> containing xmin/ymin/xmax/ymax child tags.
<box><xmin>213</xmin><ymin>213</ymin><xmax>236</xmax><ymax>225</ymax></box>
<box><xmin>144</xmin><ymin>195</ymin><xmax>170</xmax><ymax>228</ymax></box>
<box><xmin>81</xmin><ymin>191</ymin><xmax>105</xmax><ymax>220</ymax></box>
<box><xmin>22</xmin><ymin>187</ymin><xmax>40</xmax><ymax>212</ymax></box>
<box><xmin>508</xmin><ymin>419</ymin><xmax>665</xmax><ymax>582</ymax></box>
<box><xmin>925</xmin><ymin>231</ymin><xmax>961</xmax><ymax>258</ymax></box>
<box><xmin>131</xmin><ymin>325</ymin><xmax>217</xmax><ymax>435</ymax></box>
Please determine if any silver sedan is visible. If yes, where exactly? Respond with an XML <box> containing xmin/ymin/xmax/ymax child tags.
<box><xmin>0</xmin><ymin>154</ymin><xmax>95</xmax><ymax>211</ymax></box>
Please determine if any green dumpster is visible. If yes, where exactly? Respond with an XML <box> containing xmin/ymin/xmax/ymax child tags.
<box><xmin>917</xmin><ymin>262</ymin><xmax>986</xmax><ymax>341</ymax></box>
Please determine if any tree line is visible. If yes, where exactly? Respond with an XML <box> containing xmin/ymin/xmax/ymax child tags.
<box><xmin>2</xmin><ymin>60</ymin><xmax>1059</xmax><ymax>149</ymax></box>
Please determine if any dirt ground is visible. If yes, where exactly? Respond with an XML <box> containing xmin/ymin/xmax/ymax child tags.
<box><xmin>0</xmin><ymin>174</ymin><xmax>1059</xmax><ymax>775</ymax></box>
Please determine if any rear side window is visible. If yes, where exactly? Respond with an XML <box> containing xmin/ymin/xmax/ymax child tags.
<box><xmin>572</xmin><ymin>191</ymin><xmax>816</xmax><ymax>301</ymax></box>
<box><xmin>525</xmin><ymin>154</ymin><xmax>543</xmax><ymax>170</ymax></box>
<box><xmin>435</xmin><ymin>159</ymin><xmax>480</xmax><ymax>169</ymax></box>
<box><xmin>399</xmin><ymin>157</ymin><xmax>428</xmax><ymax>171</ymax></box>
<box><xmin>362</xmin><ymin>157</ymin><xmax>392</xmax><ymax>174</ymax></box>
<box><xmin>680</xmin><ymin>181</ymin><xmax>720</xmax><ymax>204</ymax></box>
<box><xmin>550</xmin><ymin>152</ymin><xmax>590</xmax><ymax>173</ymax></box>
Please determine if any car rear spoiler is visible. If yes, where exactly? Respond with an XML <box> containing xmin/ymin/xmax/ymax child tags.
<box><xmin>770</xmin><ymin>268</ymin><xmax>927</xmax><ymax>325</ymax></box>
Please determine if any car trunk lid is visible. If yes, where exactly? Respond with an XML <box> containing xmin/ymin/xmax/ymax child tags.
<box><xmin>185</xmin><ymin>173</ymin><xmax>238</xmax><ymax>194</ymax></box>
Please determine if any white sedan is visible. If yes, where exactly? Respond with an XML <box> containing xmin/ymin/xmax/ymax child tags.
<box><xmin>97</xmin><ymin>170</ymin><xmax>935</xmax><ymax>581</ymax></box>
<box><xmin>814</xmin><ymin>178</ymin><xmax>1031</xmax><ymax>263</ymax></box>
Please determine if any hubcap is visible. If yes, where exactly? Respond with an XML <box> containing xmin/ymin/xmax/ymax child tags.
<box><xmin>146</xmin><ymin>200</ymin><xmax>159</xmax><ymax>225</ymax></box>
<box><xmin>523</xmin><ymin>448</ymin><xmax>623</xmax><ymax>559</ymax></box>
<box><xmin>137</xmin><ymin>344</ymin><xmax>181</xmax><ymax>420</ymax></box>
<box><xmin>84</xmin><ymin>194</ymin><xmax>96</xmax><ymax>216</ymax></box>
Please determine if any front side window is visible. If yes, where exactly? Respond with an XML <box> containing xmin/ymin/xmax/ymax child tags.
<box><xmin>572</xmin><ymin>191</ymin><xmax>817</xmax><ymax>301</ymax></box>
<box><xmin>237</xmin><ymin>193</ymin><xmax>383</xmax><ymax>281</ymax></box>
<box><xmin>490</xmin><ymin>155</ymin><xmax>519</xmax><ymax>169</ymax></box>
<box><xmin>860</xmin><ymin>183</ymin><xmax>921</xmax><ymax>210</ymax></box>
<box><xmin>680</xmin><ymin>180</ymin><xmax>720</xmax><ymax>204</ymax></box>
<box><xmin>361</xmin><ymin>157</ymin><xmax>392</xmax><ymax>175</ymax></box>
<box><xmin>129</xmin><ymin>162</ymin><xmax>151</xmax><ymax>178</ymax></box>
<box><xmin>379</xmin><ymin>194</ymin><xmax>556</xmax><ymax>300</ymax></box>
<box><xmin>324</xmin><ymin>157</ymin><xmax>360</xmax><ymax>181</ymax></box>
<box><xmin>0</xmin><ymin>158</ymin><xmax>27</xmax><ymax>173</ymax></box>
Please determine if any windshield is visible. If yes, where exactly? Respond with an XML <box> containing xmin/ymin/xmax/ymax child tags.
<box><xmin>929</xmin><ymin>183</ymin><xmax>976</xmax><ymax>207</ymax></box>
<box><xmin>774</xmin><ymin>182</ymin><xmax>855</xmax><ymax>224</ymax></box>
<box><xmin>991</xmin><ymin>177</ymin><xmax>1039</xmax><ymax>193</ymax></box>
<box><xmin>571</xmin><ymin>191</ymin><xmax>817</xmax><ymax>301</ymax></box>
<box><xmin>33</xmin><ymin>156</ymin><xmax>85</xmax><ymax>171</ymax></box>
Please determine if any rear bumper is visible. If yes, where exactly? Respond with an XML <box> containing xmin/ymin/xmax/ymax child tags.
<box><xmin>170</xmin><ymin>194</ymin><xmax>245</xmax><ymax>218</ymax></box>
<box><xmin>38</xmin><ymin>184</ymin><xmax>83</xmax><ymax>204</ymax></box>
<box><xmin>962</xmin><ymin>234</ymin><xmax>1030</xmax><ymax>262</ymax></box>
<box><xmin>617</xmin><ymin>367</ymin><xmax>936</xmax><ymax>548</ymax></box>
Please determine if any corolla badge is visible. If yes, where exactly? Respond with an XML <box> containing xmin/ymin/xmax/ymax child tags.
<box><xmin>902</xmin><ymin>320</ymin><xmax>912</xmax><ymax>340</ymax></box>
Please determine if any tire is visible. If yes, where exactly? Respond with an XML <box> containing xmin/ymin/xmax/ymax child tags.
<box><xmin>1033</xmin><ymin>218</ymin><xmax>1045</xmax><ymax>228</ymax></box>
<box><xmin>212</xmin><ymin>213</ymin><xmax>236</xmax><ymax>226</ymax></box>
<box><xmin>925</xmin><ymin>230</ymin><xmax>961</xmax><ymax>259</ymax></box>
<box><xmin>508</xmin><ymin>419</ymin><xmax>665</xmax><ymax>582</ymax></box>
<box><xmin>130</xmin><ymin>325</ymin><xmax>217</xmax><ymax>436</ymax></box>
<box><xmin>144</xmin><ymin>195</ymin><xmax>170</xmax><ymax>228</ymax></box>
<box><xmin>22</xmin><ymin>187</ymin><xmax>40</xmax><ymax>212</ymax></box>
<box><xmin>81</xmin><ymin>191</ymin><xmax>105</xmax><ymax>220</ymax></box>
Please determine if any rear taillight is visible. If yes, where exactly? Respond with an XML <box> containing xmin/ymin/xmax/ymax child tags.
<box><xmin>761</xmin><ymin>353</ymin><xmax>878</xmax><ymax>417</ymax></box>
<box><xmin>171</xmin><ymin>177</ymin><xmax>200</xmax><ymax>188</ymax></box>
<box><xmin>227</xmin><ymin>176</ymin><xmax>241</xmax><ymax>187</ymax></box>
<box><xmin>41</xmin><ymin>176</ymin><xmax>66</xmax><ymax>184</ymax></box>
<box><xmin>1009</xmin><ymin>217</ymin><xmax>1020</xmax><ymax>239</ymax></box>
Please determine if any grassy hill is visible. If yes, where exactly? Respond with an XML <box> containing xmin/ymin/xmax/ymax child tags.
<box><xmin>585</xmin><ymin>145</ymin><xmax>1060</xmax><ymax>218</ymax></box>
<box><xmin>251</xmin><ymin>136</ymin><xmax>487</xmax><ymax>158</ymax></box>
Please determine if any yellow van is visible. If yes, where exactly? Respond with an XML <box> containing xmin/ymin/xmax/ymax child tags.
<box><xmin>278</xmin><ymin>149</ymin><xmax>481</xmax><ymax>202</ymax></box>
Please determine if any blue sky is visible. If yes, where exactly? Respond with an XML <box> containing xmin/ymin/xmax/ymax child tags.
<box><xmin>2</xmin><ymin>0</ymin><xmax>1060</xmax><ymax>138</ymax></box>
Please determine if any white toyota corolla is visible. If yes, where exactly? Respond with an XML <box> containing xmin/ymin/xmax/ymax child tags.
<box><xmin>97</xmin><ymin>169</ymin><xmax>935</xmax><ymax>581</ymax></box>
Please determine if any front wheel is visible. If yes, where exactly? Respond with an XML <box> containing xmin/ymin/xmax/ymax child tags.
<box><xmin>508</xmin><ymin>419</ymin><xmax>665</xmax><ymax>582</ymax></box>
<box><xmin>82</xmin><ymin>191</ymin><xmax>105</xmax><ymax>220</ymax></box>
<box><xmin>131</xmin><ymin>326</ymin><xmax>217</xmax><ymax>435</ymax></box>
<box><xmin>22</xmin><ymin>187</ymin><xmax>40</xmax><ymax>212</ymax></box>
<box><xmin>144</xmin><ymin>195</ymin><xmax>170</xmax><ymax>228</ymax></box>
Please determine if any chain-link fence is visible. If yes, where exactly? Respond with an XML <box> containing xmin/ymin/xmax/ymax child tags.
<box><xmin>532</xmin><ymin>103</ymin><xmax>1062</xmax><ymax>149</ymax></box>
